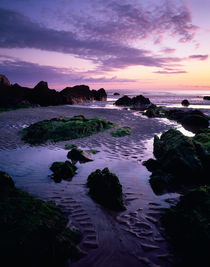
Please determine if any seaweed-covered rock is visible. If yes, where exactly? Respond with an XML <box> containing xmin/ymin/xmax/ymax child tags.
<box><xmin>67</xmin><ymin>148</ymin><xmax>93</xmax><ymax>163</ymax></box>
<box><xmin>50</xmin><ymin>161</ymin><xmax>77</xmax><ymax>182</ymax></box>
<box><xmin>143</xmin><ymin>104</ymin><xmax>165</xmax><ymax>118</ymax></box>
<box><xmin>143</xmin><ymin>129</ymin><xmax>210</xmax><ymax>194</ymax></box>
<box><xmin>110</xmin><ymin>127</ymin><xmax>131</xmax><ymax>137</ymax></box>
<box><xmin>87</xmin><ymin>168</ymin><xmax>125</xmax><ymax>211</ymax></box>
<box><xmin>181</xmin><ymin>99</ymin><xmax>190</xmax><ymax>106</ymax></box>
<box><xmin>0</xmin><ymin>171</ymin><xmax>82</xmax><ymax>266</ymax></box>
<box><xmin>21</xmin><ymin>115</ymin><xmax>115</xmax><ymax>144</ymax></box>
<box><xmin>162</xmin><ymin>186</ymin><xmax>210</xmax><ymax>266</ymax></box>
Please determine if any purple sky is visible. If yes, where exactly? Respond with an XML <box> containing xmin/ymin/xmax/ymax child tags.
<box><xmin>0</xmin><ymin>0</ymin><xmax>209</xmax><ymax>90</ymax></box>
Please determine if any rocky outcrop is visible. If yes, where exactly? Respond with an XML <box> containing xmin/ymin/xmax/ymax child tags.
<box><xmin>113</xmin><ymin>92</ymin><xmax>120</xmax><ymax>96</ymax></box>
<box><xmin>144</xmin><ymin>105</ymin><xmax>209</xmax><ymax>133</ymax></box>
<box><xmin>114</xmin><ymin>94</ymin><xmax>151</xmax><ymax>109</ymax></box>
<box><xmin>91</xmin><ymin>88</ymin><xmax>107</xmax><ymax>101</ymax></box>
<box><xmin>50</xmin><ymin>161</ymin><xmax>77</xmax><ymax>182</ymax></box>
<box><xmin>60</xmin><ymin>85</ymin><xmax>93</xmax><ymax>104</ymax></box>
<box><xmin>181</xmin><ymin>99</ymin><xmax>190</xmax><ymax>106</ymax></box>
<box><xmin>67</xmin><ymin>148</ymin><xmax>93</xmax><ymax>163</ymax></box>
<box><xmin>143</xmin><ymin>128</ymin><xmax>210</xmax><ymax>194</ymax></box>
<box><xmin>0</xmin><ymin>75</ymin><xmax>107</xmax><ymax>108</ymax></box>
<box><xmin>0</xmin><ymin>74</ymin><xmax>10</xmax><ymax>86</ymax></box>
<box><xmin>203</xmin><ymin>96</ymin><xmax>210</xmax><ymax>100</ymax></box>
<box><xmin>0</xmin><ymin>171</ymin><xmax>82</xmax><ymax>266</ymax></box>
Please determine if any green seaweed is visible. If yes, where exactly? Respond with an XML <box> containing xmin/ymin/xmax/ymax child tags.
<box><xmin>65</xmin><ymin>144</ymin><xmax>77</xmax><ymax>150</ymax></box>
<box><xmin>0</xmin><ymin>171</ymin><xmax>82</xmax><ymax>266</ymax></box>
<box><xmin>87</xmin><ymin>149</ymin><xmax>100</xmax><ymax>154</ymax></box>
<box><xmin>110</xmin><ymin>126</ymin><xmax>131</xmax><ymax>137</ymax></box>
<box><xmin>50</xmin><ymin>161</ymin><xmax>77</xmax><ymax>182</ymax></box>
<box><xmin>87</xmin><ymin>168</ymin><xmax>126</xmax><ymax>211</ymax></box>
<box><xmin>20</xmin><ymin>115</ymin><xmax>116</xmax><ymax>145</ymax></box>
<box><xmin>162</xmin><ymin>186</ymin><xmax>210</xmax><ymax>266</ymax></box>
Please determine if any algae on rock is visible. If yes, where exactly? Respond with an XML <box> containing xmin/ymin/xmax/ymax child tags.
<box><xmin>87</xmin><ymin>168</ymin><xmax>125</xmax><ymax>211</ymax></box>
<box><xmin>21</xmin><ymin>115</ymin><xmax>116</xmax><ymax>144</ymax></box>
<box><xmin>0</xmin><ymin>171</ymin><xmax>82</xmax><ymax>266</ymax></box>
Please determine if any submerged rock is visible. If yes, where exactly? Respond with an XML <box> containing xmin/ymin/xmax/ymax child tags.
<box><xmin>0</xmin><ymin>171</ymin><xmax>82</xmax><ymax>266</ymax></box>
<box><xmin>21</xmin><ymin>115</ymin><xmax>116</xmax><ymax>145</ymax></box>
<box><xmin>67</xmin><ymin>148</ymin><xmax>93</xmax><ymax>163</ymax></box>
<box><xmin>181</xmin><ymin>99</ymin><xmax>190</xmax><ymax>106</ymax></box>
<box><xmin>50</xmin><ymin>161</ymin><xmax>77</xmax><ymax>182</ymax></box>
<box><xmin>162</xmin><ymin>186</ymin><xmax>210</xmax><ymax>266</ymax></box>
<box><xmin>87</xmin><ymin>168</ymin><xmax>126</xmax><ymax>211</ymax></box>
<box><xmin>143</xmin><ymin>128</ymin><xmax>210</xmax><ymax>194</ymax></box>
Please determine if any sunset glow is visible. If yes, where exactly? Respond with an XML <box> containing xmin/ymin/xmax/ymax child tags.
<box><xmin>0</xmin><ymin>0</ymin><xmax>209</xmax><ymax>91</ymax></box>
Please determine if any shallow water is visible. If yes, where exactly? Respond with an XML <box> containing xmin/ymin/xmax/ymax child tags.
<box><xmin>0</xmin><ymin>141</ymin><xmax>178</xmax><ymax>267</ymax></box>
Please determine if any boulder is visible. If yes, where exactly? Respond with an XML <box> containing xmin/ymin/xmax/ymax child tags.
<box><xmin>113</xmin><ymin>92</ymin><xmax>120</xmax><ymax>96</ymax></box>
<box><xmin>87</xmin><ymin>168</ymin><xmax>125</xmax><ymax>211</ymax></box>
<box><xmin>114</xmin><ymin>95</ymin><xmax>132</xmax><ymax>106</ymax></box>
<box><xmin>91</xmin><ymin>88</ymin><xmax>107</xmax><ymax>101</ymax></box>
<box><xmin>0</xmin><ymin>74</ymin><xmax>10</xmax><ymax>86</ymax></box>
<box><xmin>181</xmin><ymin>99</ymin><xmax>190</xmax><ymax>106</ymax></box>
<box><xmin>203</xmin><ymin>96</ymin><xmax>210</xmax><ymax>100</ymax></box>
<box><xmin>143</xmin><ymin>129</ymin><xmax>210</xmax><ymax>194</ymax></box>
<box><xmin>181</xmin><ymin>114</ymin><xmax>209</xmax><ymax>133</ymax></box>
<box><xmin>60</xmin><ymin>85</ymin><xmax>93</xmax><ymax>104</ymax></box>
<box><xmin>131</xmin><ymin>95</ymin><xmax>151</xmax><ymax>106</ymax></box>
<box><xmin>50</xmin><ymin>161</ymin><xmax>77</xmax><ymax>182</ymax></box>
<box><xmin>67</xmin><ymin>148</ymin><xmax>93</xmax><ymax>163</ymax></box>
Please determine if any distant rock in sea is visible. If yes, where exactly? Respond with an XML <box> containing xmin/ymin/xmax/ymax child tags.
<box><xmin>0</xmin><ymin>74</ymin><xmax>107</xmax><ymax>108</ymax></box>
<box><xmin>114</xmin><ymin>94</ymin><xmax>151</xmax><ymax>109</ymax></box>
<box><xmin>181</xmin><ymin>99</ymin><xmax>190</xmax><ymax>106</ymax></box>
<box><xmin>203</xmin><ymin>96</ymin><xmax>210</xmax><ymax>100</ymax></box>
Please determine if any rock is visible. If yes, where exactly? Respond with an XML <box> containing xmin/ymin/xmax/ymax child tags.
<box><xmin>60</xmin><ymin>85</ymin><xmax>93</xmax><ymax>104</ymax></box>
<box><xmin>131</xmin><ymin>95</ymin><xmax>151</xmax><ymax>106</ymax></box>
<box><xmin>113</xmin><ymin>92</ymin><xmax>120</xmax><ymax>96</ymax></box>
<box><xmin>21</xmin><ymin>115</ymin><xmax>115</xmax><ymax>144</ymax></box>
<box><xmin>50</xmin><ymin>161</ymin><xmax>77</xmax><ymax>182</ymax></box>
<box><xmin>0</xmin><ymin>171</ymin><xmax>82</xmax><ymax>266</ymax></box>
<box><xmin>110</xmin><ymin>126</ymin><xmax>131</xmax><ymax>137</ymax></box>
<box><xmin>181</xmin><ymin>114</ymin><xmax>209</xmax><ymax>133</ymax></box>
<box><xmin>114</xmin><ymin>95</ymin><xmax>132</xmax><ymax>106</ymax></box>
<box><xmin>181</xmin><ymin>99</ymin><xmax>190</xmax><ymax>106</ymax></box>
<box><xmin>0</xmin><ymin>171</ymin><xmax>15</xmax><ymax>193</ymax></box>
<box><xmin>67</xmin><ymin>148</ymin><xmax>93</xmax><ymax>163</ymax></box>
<box><xmin>114</xmin><ymin>94</ymin><xmax>151</xmax><ymax>108</ymax></box>
<box><xmin>143</xmin><ymin>129</ymin><xmax>210</xmax><ymax>194</ymax></box>
<box><xmin>0</xmin><ymin>74</ymin><xmax>10</xmax><ymax>86</ymax></box>
<box><xmin>91</xmin><ymin>88</ymin><xmax>107</xmax><ymax>101</ymax></box>
<box><xmin>87</xmin><ymin>168</ymin><xmax>126</xmax><ymax>211</ymax></box>
<box><xmin>203</xmin><ymin>96</ymin><xmax>210</xmax><ymax>100</ymax></box>
<box><xmin>162</xmin><ymin>186</ymin><xmax>210</xmax><ymax>266</ymax></box>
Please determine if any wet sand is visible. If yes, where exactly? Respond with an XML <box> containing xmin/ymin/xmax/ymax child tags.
<box><xmin>0</xmin><ymin>105</ymin><xmax>179</xmax><ymax>267</ymax></box>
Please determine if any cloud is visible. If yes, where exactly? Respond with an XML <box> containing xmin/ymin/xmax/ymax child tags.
<box><xmin>0</xmin><ymin>56</ymin><xmax>135</xmax><ymax>87</ymax></box>
<box><xmin>189</xmin><ymin>54</ymin><xmax>208</xmax><ymax>60</ymax></box>
<box><xmin>154</xmin><ymin>70</ymin><xmax>187</xmax><ymax>74</ymax></box>
<box><xmin>160</xmin><ymin>48</ymin><xmax>176</xmax><ymax>54</ymax></box>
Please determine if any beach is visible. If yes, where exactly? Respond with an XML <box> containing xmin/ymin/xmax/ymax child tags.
<box><xmin>0</xmin><ymin>96</ymin><xmax>209</xmax><ymax>266</ymax></box>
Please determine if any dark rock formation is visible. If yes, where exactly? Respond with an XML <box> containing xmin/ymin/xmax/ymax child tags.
<box><xmin>114</xmin><ymin>94</ymin><xmax>151</xmax><ymax>108</ymax></box>
<box><xmin>87</xmin><ymin>168</ymin><xmax>126</xmax><ymax>211</ymax></box>
<box><xmin>203</xmin><ymin>96</ymin><xmax>210</xmax><ymax>100</ymax></box>
<box><xmin>91</xmin><ymin>88</ymin><xmax>107</xmax><ymax>101</ymax></box>
<box><xmin>0</xmin><ymin>74</ymin><xmax>10</xmax><ymax>86</ymax></box>
<box><xmin>181</xmin><ymin>99</ymin><xmax>190</xmax><ymax>106</ymax></box>
<box><xmin>0</xmin><ymin>171</ymin><xmax>82</xmax><ymax>266</ymax></box>
<box><xmin>143</xmin><ymin>105</ymin><xmax>209</xmax><ymax>133</ymax></box>
<box><xmin>114</xmin><ymin>95</ymin><xmax>132</xmax><ymax>106</ymax></box>
<box><xmin>162</xmin><ymin>186</ymin><xmax>210</xmax><ymax>266</ymax></box>
<box><xmin>67</xmin><ymin>148</ymin><xmax>93</xmax><ymax>163</ymax></box>
<box><xmin>0</xmin><ymin>74</ymin><xmax>107</xmax><ymax>108</ymax></box>
<box><xmin>50</xmin><ymin>161</ymin><xmax>77</xmax><ymax>182</ymax></box>
<box><xmin>113</xmin><ymin>92</ymin><xmax>120</xmax><ymax>96</ymax></box>
<box><xmin>60</xmin><ymin>85</ymin><xmax>93</xmax><ymax>104</ymax></box>
<box><xmin>143</xmin><ymin>128</ymin><xmax>210</xmax><ymax>194</ymax></box>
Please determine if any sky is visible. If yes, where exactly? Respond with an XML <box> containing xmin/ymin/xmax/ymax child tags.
<box><xmin>0</xmin><ymin>0</ymin><xmax>209</xmax><ymax>91</ymax></box>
